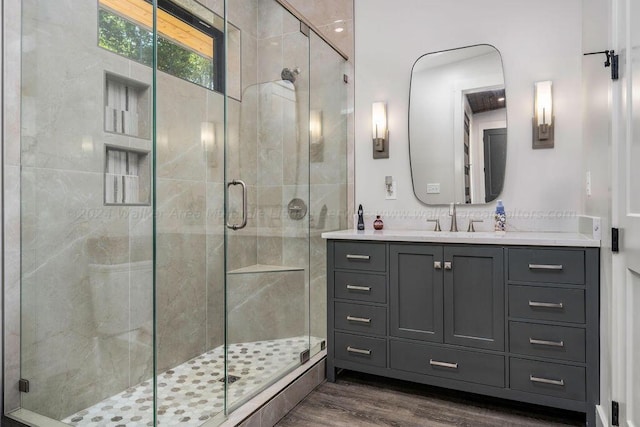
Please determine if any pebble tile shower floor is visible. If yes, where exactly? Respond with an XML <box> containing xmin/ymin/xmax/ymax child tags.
<box><xmin>62</xmin><ymin>336</ymin><xmax>319</xmax><ymax>426</ymax></box>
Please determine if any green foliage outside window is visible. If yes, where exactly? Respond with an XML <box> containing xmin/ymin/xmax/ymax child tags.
<box><xmin>98</xmin><ymin>8</ymin><xmax>215</xmax><ymax>90</ymax></box>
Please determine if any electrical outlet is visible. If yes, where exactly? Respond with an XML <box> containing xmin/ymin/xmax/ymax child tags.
<box><xmin>385</xmin><ymin>180</ymin><xmax>397</xmax><ymax>200</ymax></box>
<box><xmin>427</xmin><ymin>183</ymin><xmax>440</xmax><ymax>194</ymax></box>
<box><xmin>586</xmin><ymin>171</ymin><xmax>592</xmax><ymax>197</ymax></box>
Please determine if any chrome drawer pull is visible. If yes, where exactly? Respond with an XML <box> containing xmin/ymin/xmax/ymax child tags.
<box><xmin>434</xmin><ymin>261</ymin><xmax>442</xmax><ymax>270</ymax></box>
<box><xmin>528</xmin><ymin>301</ymin><xmax>564</xmax><ymax>309</ymax></box>
<box><xmin>346</xmin><ymin>254</ymin><xmax>370</xmax><ymax>260</ymax></box>
<box><xmin>346</xmin><ymin>315</ymin><xmax>371</xmax><ymax>324</ymax></box>
<box><xmin>444</xmin><ymin>261</ymin><xmax>452</xmax><ymax>270</ymax></box>
<box><xmin>347</xmin><ymin>346</ymin><xmax>371</xmax><ymax>355</ymax></box>
<box><xmin>530</xmin><ymin>375</ymin><xmax>565</xmax><ymax>386</ymax></box>
<box><xmin>346</xmin><ymin>284</ymin><xmax>371</xmax><ymax>292</ymax></box>
<box><xmin>529</xmin><ymin>338</ymin><xmax>565</xmax><ymax>348</ymax></box>
<box><xmin>528</xmin><ymin>264</ymin><xmax>563</xmax><ymax>270</ymax></box>
<box><xmin>429</xmin><ymin>359</ymin><xmax>458</xmax><ymax>369</ymax></box>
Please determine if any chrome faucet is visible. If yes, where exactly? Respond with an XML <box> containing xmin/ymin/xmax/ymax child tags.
<box><xmin>467</xmin><ymin>219</ymin><xmax>483</xmax><ymax>232</ymax></box>
<box><xmin>449</xmin><ymin>203</ymin><xmax>458</xmax><ymax>232</ymax></box>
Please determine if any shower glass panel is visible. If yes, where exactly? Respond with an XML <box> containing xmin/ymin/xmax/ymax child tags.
<box><xmin>309</xmin><ymin>32</ymin><xmax>349</xmax><ymax>358</ymax></box>
<box><xmin>224</xmin><ymin>0</ymin><xmax>311</xmax><ymax>410</ymax></box>
<box><xmin>19</xmin><ymin>0</ymin><xmax>156</xmax><ymax>425</ymax></box>
<box><xmin>154</xmin><ymin>0</ymin><xmax>228</xmax><ymax>425</ymax></box>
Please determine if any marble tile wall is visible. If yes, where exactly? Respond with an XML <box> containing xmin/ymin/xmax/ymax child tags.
<box><xmin>227</xmin><ymin>269</ymin><xmax>305</xmax><ymax>343</ymax></box>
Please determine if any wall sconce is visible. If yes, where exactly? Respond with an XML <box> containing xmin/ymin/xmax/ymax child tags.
<box><xmin>533</xmin><ymin>81</ymin><xmax>554</xmax><ymax>149</ymax></box>
<box><xmin>372</xmin><ymin>101</ymin><xmax>389</xmax><ymax>159</ymax></box>
<box><xmin>81</xmin><ymin>136</ymin><xmax>95</xmax><ymax>154</ymax></box>
<box><xmin>310</xmin><ymin>109</ymin><xmax>324</xmax><ymax>162</ymax></box>
<box><xmin>201</xmin><ymin>121</ymin><xmax>217</xmax><ymax>166</ymax></box>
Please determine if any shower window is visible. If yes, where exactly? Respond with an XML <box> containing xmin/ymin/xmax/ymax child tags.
<box><xmin>98</xmin><ymin>0</ymin><xmax>224</xmax><ymax>91</ymax></box>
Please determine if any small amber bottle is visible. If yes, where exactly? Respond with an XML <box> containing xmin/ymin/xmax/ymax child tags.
<box><xmin>373</xmin><ymin>215</ymin><xmax>384</xmax><ymax>230</ymax></box>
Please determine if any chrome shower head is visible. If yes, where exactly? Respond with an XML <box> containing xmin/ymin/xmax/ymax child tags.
<box><xmin>281</xmin><ymin>67</ymin><xmax>301</xmax><ymax>83</ymax></box>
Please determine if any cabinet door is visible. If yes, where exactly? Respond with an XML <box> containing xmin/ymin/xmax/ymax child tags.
<box><xmin>390</xmin><ymin>244</ymin><xmax>443</xmax><ymax>342</ymax></box>
<box><xmin>444</xmin><ymin>246</ymin><xmax>504</xmax><ymax>351</ymax></box>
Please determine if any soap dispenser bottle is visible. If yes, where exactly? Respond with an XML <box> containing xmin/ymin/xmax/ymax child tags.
<box><xmin>494</xmin><ymin>200</ymin><xmax>506</xmax><ymax>232</ymax></box>
<box><xmin>357</xmin><ymin>204</ymin><xmax>365</xmax><ymax>230</ymax></box>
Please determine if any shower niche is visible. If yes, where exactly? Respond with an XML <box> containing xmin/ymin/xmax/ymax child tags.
<box><xmin>104</xmin><ymin>72</ymin><xmax>151</xmax><ymax>139</ymax></box>
<box><xmin>104</xmin><ymin>145</ymin><xmax>151</xmax><ymax>205</ymax></box>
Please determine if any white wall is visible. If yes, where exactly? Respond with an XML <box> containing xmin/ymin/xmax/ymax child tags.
<box><xmin>355</xmin><ymin>0</ymin><xmax>583</xmax><ymax>218</ymax></box>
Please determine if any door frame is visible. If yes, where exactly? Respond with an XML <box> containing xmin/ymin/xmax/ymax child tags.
<box><xmin>610</xmin><ymin>0</ymin><xmax>640</xmax><ymax>424</ymax></box>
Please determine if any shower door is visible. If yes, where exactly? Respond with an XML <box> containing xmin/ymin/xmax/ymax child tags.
<box><xmin>224</xmin><ymin>0</ymin><xmax>311</xmax><ymax>410</ymax></box>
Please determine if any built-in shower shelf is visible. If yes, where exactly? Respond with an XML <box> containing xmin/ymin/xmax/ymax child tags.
<box><xmin>104</xmin><ymin>145</ymin><xmax>150</xmax><ymax>205</ymax></box>
<box><xmin>228</xmin><ymin>264</ymin><xmax>304</xmax><ymax>274</ymax></box>
<box><xmin>104</xmin><ymin>72</ymin><xmax>150</xmax><ymax>139</ymax></box>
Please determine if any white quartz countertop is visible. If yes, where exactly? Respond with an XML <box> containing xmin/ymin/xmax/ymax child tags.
<box><xmin>321</xmin><ymin>229</ymin><xmax>600</xmax><ymax>247</ymax></box>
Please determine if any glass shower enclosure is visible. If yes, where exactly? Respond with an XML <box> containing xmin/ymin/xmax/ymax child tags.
<box><xmin>6</xmin><ymin>0</ymin><xmax>347</xmax><ymax>425</ymax></box>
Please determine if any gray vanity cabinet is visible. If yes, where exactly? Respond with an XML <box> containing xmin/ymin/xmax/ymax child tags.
<box><xmin>443</xmin><ymin>246</ymin><xmax>504</xmax><ymax>351</ymax></box>
<box><xmin>389</xmin><ymin>244</ymin><xmax>443</xmax><ymax>342</ymax></box>
<box><xmin>327</xmin><ymin>239</ymin><xmax>600</xmax><ymax>426</ymax></box>
<box><xmin>389</xmin><ymin>244</ymin><xmax>503</xmax><ymax>351</ymax></box>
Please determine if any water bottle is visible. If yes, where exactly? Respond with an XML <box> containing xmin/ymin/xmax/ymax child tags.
<box><xmin>495</xmin><ymin>200</ymin><xmax>506</xmax><ymax>232</ymax></box>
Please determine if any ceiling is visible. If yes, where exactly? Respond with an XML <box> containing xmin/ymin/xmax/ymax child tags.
<box><xmin>466</xmin><ymin>89</ymin><xmax>506</xmax><ymax>114</ymax></box>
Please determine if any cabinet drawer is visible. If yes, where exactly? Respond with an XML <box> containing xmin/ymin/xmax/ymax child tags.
<box><xmin>335</xmin><ymin>302</ymin><xmax>387</xmax><ymax>336</ymax></box>
<box><xmin>509</xmin><ymin>249</ymin><xmax>585</xmax><ymax>285</ymax></box>
<box><xmin>390</xmin><ymin>340</ymin><xmax>504</xmax><ymax>388</ymax></box>
<box><xmin>334</xmin><ymin>332</ymin><xmax>387</xmax><ymax>368</ymax></box>
<box><xmin>334</xmin><ymin>271</ymin><xmax>386</xmax><ymax>303</ymax></box>
<box><xmin>334</xmin><ymin>242</ymin><xmax>386</xmax><ymax>272</ymax></box>
<box><xmin>510</xmin><ymin>358</ymin><xmax>585</xmax><ymax>401</ymax></box>
<box><xmin>509</xmin><ymin>285</ymin><xmax>585</xmax><ymax>323</ymax></box>
<box><xmin>509</xmin><ymin>321</ymin><xmax>585</xmax><ymax>362</ymax></box>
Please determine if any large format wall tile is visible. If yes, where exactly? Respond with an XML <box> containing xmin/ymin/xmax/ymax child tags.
<box><xmin>21</xmin><ymin>0</ymin><xmax>151</xmax><ymax>174</ymax></box>
<box><xmin>206</xmin><ymin>183</ymin><xmax>225</xmax><ymax>350</ymax></box>
<box><xmin>156</xmin><ymin>233</ymin><xmax>207</xmax><ymax>371</ymax></box>
<box><xmin>157</xmin><ymin>74</ymin><xmax>208</xmax><ymax>182</ymax></box>
<box><xmin>231</xmin><ymin>0</ymin><xmax>258</xmax><ymax>39</ymax></box>
<box><xmin>242</xmin><ymin>32</ymin><xmax>259</xmax><ymax>95</ymax></box>
<box><xmin>228</xmin><ymin>269</ymin><xmax>305</xmax><ymax>343</ymax></box>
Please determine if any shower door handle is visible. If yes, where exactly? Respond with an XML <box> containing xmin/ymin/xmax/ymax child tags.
<box><xmin>226</xmin><ymin>179</ymin><xmax>248</xmax><ymax>230</ymax></box>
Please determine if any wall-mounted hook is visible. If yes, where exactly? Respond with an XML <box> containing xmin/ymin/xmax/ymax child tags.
<box><xmin>584</xmin><ymin>50</ymin><xmax>619</xmax><ymax>80</ymax></box>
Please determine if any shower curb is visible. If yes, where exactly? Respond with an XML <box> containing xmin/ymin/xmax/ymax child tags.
<box><xmin>221</xmin><ymin>350</ymin><xmax>327</xmax><ymax>427</ymax></box>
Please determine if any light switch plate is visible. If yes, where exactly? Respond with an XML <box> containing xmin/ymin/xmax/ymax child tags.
<box><xmin>586</xmin><ymin>171</ymin><xmax>591</xmax><ymax>197</ymax></box>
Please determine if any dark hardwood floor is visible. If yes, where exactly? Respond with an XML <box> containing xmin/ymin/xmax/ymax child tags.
<box><xmin>276</xmin><ymin>370</ymin><xmax>586</xmax><ymax>427</ymax></box>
